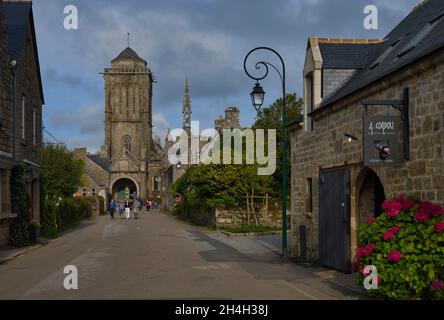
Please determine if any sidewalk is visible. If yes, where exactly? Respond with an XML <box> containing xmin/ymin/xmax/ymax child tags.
<box><xmin>0</xmin><ymin>244</ymin><xmax>42</xmax><ymax>264</ymax></box>
<box><xmin>214</xmin><ymin>230</ymin><xmax>368</xmax><ymax>298</ymax></box>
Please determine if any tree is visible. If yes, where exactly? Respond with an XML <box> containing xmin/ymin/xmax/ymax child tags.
<box><xmin>42</xmin><ymin>144</ymin><xmax>85</xmax><ymax>199</ymax></box>
<box><xmin>252</xmin><ymin>93</ymin><xmax>303</xmax><ymax>199</ymax></box>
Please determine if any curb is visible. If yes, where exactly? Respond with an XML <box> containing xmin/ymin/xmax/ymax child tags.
<box><xmin>0</xmin><ymin>244</ymin><xmax>43</xmax><ymax>264</ymax></box>
<box><xmin>218</xmin><ymin>230</ymin><xmax>288</xmax><ymax>237</ymax></box>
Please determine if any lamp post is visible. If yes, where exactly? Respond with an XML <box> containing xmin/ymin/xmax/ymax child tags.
<box><xmin>244</xmin><ymin>47</ymin><xmax>288</xmax><ymax>256</ymax></box>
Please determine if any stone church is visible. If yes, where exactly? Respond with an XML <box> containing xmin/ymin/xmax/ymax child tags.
<box><xmin>74</xmin><ymin>46</ymin><xmax>164</xmax><ymax>202</ymax></box>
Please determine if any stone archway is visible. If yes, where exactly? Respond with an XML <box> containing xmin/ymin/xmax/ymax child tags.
<box><xmin>357</xmin><ymin>168</ymin><xmax>386</xmax><ymax>226</ymax></box>
<box><xmin>111</xmin><ymin>178</ymin><xmax>138</xmax><ymax>201</ymax></box>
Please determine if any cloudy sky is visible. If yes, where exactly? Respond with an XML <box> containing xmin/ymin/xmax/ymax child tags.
<box><xmin>33</xmin><ymin>0</ymin><xmax>419</xmax><ymax>152</ymax></box>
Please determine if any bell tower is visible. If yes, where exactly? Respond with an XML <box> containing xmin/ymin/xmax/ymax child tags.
<box><xmin>102</xmin><ymin>46</ymin><xmax>154</xmax><ymax>200</ymax></box>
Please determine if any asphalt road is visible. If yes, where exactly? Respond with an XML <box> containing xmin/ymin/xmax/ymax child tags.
<box><xmin>0</xmin><ymin>210</ymin><xmax>363</xmax><ymax>300</ymax></box>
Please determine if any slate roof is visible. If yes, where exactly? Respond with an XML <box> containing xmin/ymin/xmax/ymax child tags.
<box><xmin>112</xmin><ymin>47</ymin><xmax>146</xmax><ymax>63</ymax></box>
<box><xmin>87</xmin><ymin>154</ymin><xmax>110</xmax><ymax>172</ymax></box>
<box><xmin>319</xmin><ymin>43</ymin><xmax>383</xmax><ymax>69</ymax></box>
<box><xmin>2</xmin><ymin>1</ymin><xmax>44</xmax><ymax>104</ymax></box>
<box><xmin>310</xmin><ymin>0</ymin><xmax>444</xmax><ymax>116</ymax></box>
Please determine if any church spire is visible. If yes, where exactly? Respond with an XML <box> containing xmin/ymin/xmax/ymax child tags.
<box><xmin>183</xmin><ymin>78</ymin><xmax>191</xmax><ymax>128</ymax></box>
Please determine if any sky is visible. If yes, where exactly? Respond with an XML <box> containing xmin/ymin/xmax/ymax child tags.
<box><xmin>32</xmin><ymin>0</ymin><xmax>419</xmax><ymax>152</ymax></box>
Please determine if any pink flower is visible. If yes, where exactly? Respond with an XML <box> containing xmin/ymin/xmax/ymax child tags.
<box><xmin>435</xmin><ymin>222</ymin><xmax>444</xmax><ymax>233</ymax></box>
<box><xmin>431</xmin><ymin>279</ymin><xmax>443</xmax><ymax>291</ymax></box>
<box><xmin>364</xmin><ymin>243</ymin><xmax>376</xmax><ymax>256</ymax></box>
<box><xmin>356</xmin><ymin>247</ymin><xmax>365</xmax><ymax>260</ymax></box>
<box><xmin>418</xmin><ymin>201</ymin><xmax>434</xmax><ymax>215</ymax></box>
<box><xmin>414</xmin><ymin>211</ymin><xmax>430</xmax><ymax>223</ymax></box>
<box><xmin>431</xmin><ymin>205</ymin><xmax>444</xmax><ymax>217</ymax></box>
<box><xmin>390</xmin><ymin>226</ymin><xmax>400</xmax><ymax>233</ymax></box>
<box><xmin>383</xmin><ymin>231</ymin><xmax>394</xmax><ymax>241</ymax></box>
<box><xmin>352</xmin><ymin>261</ymin><xmax>359</xmax><ymax>273</ymax></box>
<box><xmin>398</xmin><ymin>195</ymin><xmax>416</xmax><ymax>211</ymax></box>
<box><xmin>382</xmin><ymin>200</ymin><xmax>402</xmax><ymax>217</ymax></box>
<box><xmin>366</xmin><ymin>217</ymin><xmax>376</xmax><ymax>224</ymax></box>
<box><xmin>388</xmin><ymin>250</ymin><xmax>402</xmax><ymax>263</ymax></box>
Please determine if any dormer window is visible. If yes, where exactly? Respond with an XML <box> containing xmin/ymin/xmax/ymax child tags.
<box><xmin>398</xmin><ymin>13</ymin><xmax>444</xmax><ymax>57</ymax></box>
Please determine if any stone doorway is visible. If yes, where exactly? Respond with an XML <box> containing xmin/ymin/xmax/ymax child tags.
<box><xmin>358</xmin><ymin>169</ymin><xmax>385</xmax><ymax>226</ymax></box>
<box><xmin>112</xmin><ymin>178</ymin><xmax>138</xmax><ymax>201</ymax></box>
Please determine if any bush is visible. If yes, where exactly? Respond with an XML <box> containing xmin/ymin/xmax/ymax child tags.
<box><xmin>354</xmin><ymin>195</ymin><xmax>444</xmax><ymax>300</ymax></box>
<box><xmin>40</xmin><ymin>196</ymin><xmax>95</xmax><ymax>238</ymax></box>
<box><xmin>41</xmin><ymin>200</ymin><xmax>58</xmax><ymax>238</ymax></box>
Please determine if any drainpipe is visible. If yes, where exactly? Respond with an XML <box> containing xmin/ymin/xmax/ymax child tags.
<box><xmin>10</xmin><ymin>59</ymin><xmax>17</xmax><ymax>161</ymax></box>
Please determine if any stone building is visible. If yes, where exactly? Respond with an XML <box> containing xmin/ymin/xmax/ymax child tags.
<box><xmin>215</xmin><ymin>106</ymin><xmax>241</xmax><ymax>131</ymax></box>
<box><xmin>288</xmin><ymin>0</ymin><xmax>444</xmax><ymax>273</ymax></box>
<box><xmin>75</xmin><ymin>46</ymin><xmax>164</xmax><ymax>203</ymax></box>
<box><xmin>0</xmin><ymin>1</ymin><xmax>44</xmax><ymax>247</ymax></box>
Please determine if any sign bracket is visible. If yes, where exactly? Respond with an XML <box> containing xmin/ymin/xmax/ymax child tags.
<box><xmin>361</xmin><ymin>88</ymin><xmax>410</xmax><ymax>161</ymax></box>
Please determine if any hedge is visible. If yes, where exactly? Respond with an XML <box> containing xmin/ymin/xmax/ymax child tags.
<box><xmin>41</xmin><ymin>196</ymin><xmax>96</xmax><ymax>238</ymax></box>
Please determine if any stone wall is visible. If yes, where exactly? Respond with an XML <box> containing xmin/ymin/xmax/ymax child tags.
<box><xmin>0</xmin><ymin>3</ymin><xmax>12</xmax><ymax>157</ymax></box>
<box><xmin>215</xmin><ymin>207</ymin><xmax>289</xmax><ymax>228</ymax></box>
<box><xmin>290</xmin><ymin>48</ymin><xmax>444</xmax><ymax>263</ymax></box>
<box><xmin>322</xmin><ymin>69</ymin><xmax>356</xmax><ymax>99</ymax></box>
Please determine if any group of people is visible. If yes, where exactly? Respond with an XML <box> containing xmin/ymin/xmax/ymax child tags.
<box><xmin>108</xmin><ymin>198</ymin><xmax>158</xmax><ymax>220</ymax></box>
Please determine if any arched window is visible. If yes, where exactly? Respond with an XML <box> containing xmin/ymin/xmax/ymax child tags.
<box><xmin>122</xmin><ymin>135</ymin><xmax>131</xmax><ymax>153</ymax></box>
<box><xmin>153</xmin><ymin>176</ymin><xmax>159</xmax><ymax>191</ymax></box>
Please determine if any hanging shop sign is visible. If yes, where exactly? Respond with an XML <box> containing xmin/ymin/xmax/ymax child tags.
<box><xmin>363</xmin><ymin>116</ymin><xmax>400</xmax><ymax>166</ymax></box>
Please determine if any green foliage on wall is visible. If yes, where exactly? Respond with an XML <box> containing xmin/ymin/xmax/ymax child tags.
<box><xmin>9</xmin><ymin>164</ymin><xmax>30</xmax><ymax>248</ymax></box>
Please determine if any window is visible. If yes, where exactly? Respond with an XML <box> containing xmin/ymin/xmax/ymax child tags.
<box><xmin>32</xmin><ymin>107</ymin><xmax>36</xmax><ymax>146</ymax></box>
<box><xmin>305</xmin><ymin>73</ymin><xmax>314</xmax><ymax>132</ymax></box>
<box><xmin>398</xmin><ymin>14</ymin><xmax>444</xmax><ymax>57</ymax></box>
<box><xmin>370</xmin><ymin>40</ymin><xmax>400</xmax><ymax>69</ymax></box>
<box><xmin>306</xmin><ymin>178</ymin><xmax>313</xmax><ymax>213</ymax></box>
<box><xmin>21</xmin><ymin>95</ymin><xmax>26</xmax><ymax>140</ymax></box>
<box><xmin>153</xmin><ymin>177</ymin><xmax>159</xmax><ymax>191</ymax></box>
<box><xmin>122</xmin><ymin>135</ymin><xmax>131</xmax><ymax>153</ymax></box>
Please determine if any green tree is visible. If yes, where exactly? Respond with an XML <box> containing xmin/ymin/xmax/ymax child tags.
<box><xmin>42</xmin><ymin>144</ymin><xmax>85</xmax><ymax>199</ymax></box>
<box><xmin>252</xmin><ymin>93</ymin><xmax>303</xmax><ymax>199</ymax></box>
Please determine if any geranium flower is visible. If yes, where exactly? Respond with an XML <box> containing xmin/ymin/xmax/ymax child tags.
<box><xmin>364</xmin><ymin>243</ymin><xmax>376</xmax><ymax>256</ymax></box>
<box><xmin>383</xmin><ymin>231</ymin><xmax>394</xmax><ymax>241</ymax></box>
<box><xmin>398</xmin><ymin>195</ymin><xmax>416</xmax><ymax>211</ymax></box>
<box><xmin>366</xmin><ymin>217</ymin><xmax>376</xmax><ymax>224</ymax></box>
<box><xmin>431</xmin><ymin>279</ymin><xmax>442</xmax><ymax>291</ymax></box>
<box><xmin>388</xmin><ymin>250</ymin><xmax>402</xmax><ymax>262</ymax></box>
<box><xmin>431</xmin><ymin>205</ymin><xmax>444</xmax><ymax>217</ymax></box>
<box><xmin>418</xmin><ymin>201</ymin><xmax>434</xmax><ymax>215</ymax></box>
<box><xmin>414</xmin><ymin>211</ymin><xmax>430</xmax><ymax>223</ymax></box>
<box><xmin>382</xmin><ymin>200</ymin><xmax>402</xmax><ymax>217</ymax></box>
<box><xmin>390</xmin><ymin>226</ymin><xmax>400</xmax><ymax>233</ymax></box>
<box><xmin>434</xmin><ymin>222</ymin><xmax>444</xmax><ymax>233</ymax></box>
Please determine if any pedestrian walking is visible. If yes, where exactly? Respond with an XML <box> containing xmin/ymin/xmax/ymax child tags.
<box><xmin>118</xmin><ymin>201</ymin><xmax>124</xmax><ymax>219</ymax></box>
<box><xmin>109</xmin><ymin>199</ymin><xmax>116</xmax><ymax>219</ymax></box>
<box><xmin>133</xmin><ymin>198</ymin><xmax>141</xmax><ymax>219</ymax></box>
<box><xmin>124</xmin><ymin>199</ymin><xmax>131</xmax><ymax>220</ymax></box>
<box><xmin>145</xmin><ymin>199</ymin><xmax>150</xmax><ymax>213</ymax></box>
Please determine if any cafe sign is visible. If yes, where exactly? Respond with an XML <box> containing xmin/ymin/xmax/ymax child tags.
<box><xmin>363</xmin><ymin>116</ymin><xmax>399</xmax><ymax>166</ymax></box>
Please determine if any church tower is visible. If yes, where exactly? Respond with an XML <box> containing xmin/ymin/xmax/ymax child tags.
<box><xmin>102</xmin><ymin>46</ymin><xmax>154</xmax><ymax>200</ymax></box>
<box><xmin>183</xmin><ymin>79</ymin><xmax>192</xmax><ymax>129</ymax></box>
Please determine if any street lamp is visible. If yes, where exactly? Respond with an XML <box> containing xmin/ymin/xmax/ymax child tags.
<box><xmin>244</xmin><ymin>47</ymin><xmax>288</xmax><ymax>256</ymax></box>
<box><xmin>251</xmin><ymin>81</ymin><xmax>265</xmax><ymax>112</ymax></box>
<box><xmin>176</xmin><ymin>161</ymin><xmax>182</xmax><ymax>169</ymax></box>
